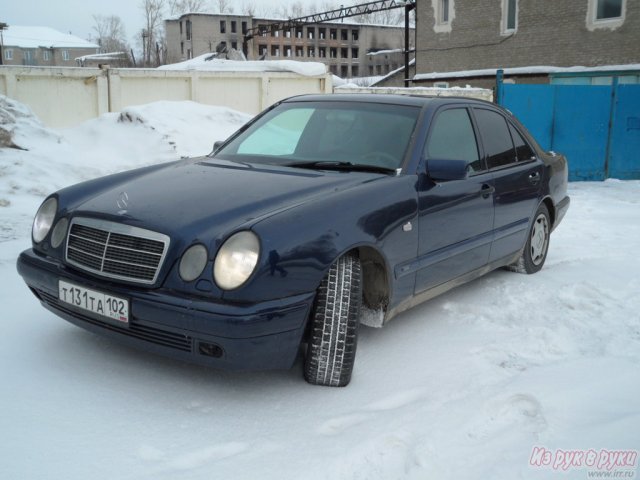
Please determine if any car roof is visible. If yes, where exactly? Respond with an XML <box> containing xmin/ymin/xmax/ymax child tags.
<box><xmin>282</xmin><ymin>93</ymin><xmax>496</xmax><ymax>109</ymax></box>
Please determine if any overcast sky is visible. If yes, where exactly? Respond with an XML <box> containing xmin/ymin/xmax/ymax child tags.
<box><xmin>2</xmin><ymin>0</ymin><xmax>301</xmax><ymax>48</ymax></box>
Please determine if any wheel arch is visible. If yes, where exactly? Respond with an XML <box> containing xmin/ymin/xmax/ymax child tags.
<box><xmin>541</xmin><ymin>196</ymin><xmax>556</xmax><ymax>228</ymax></box>
<box><xmin>344</xmin><ymin>245</ymin><xmax>391</xmax><ymax>315</ymax></box>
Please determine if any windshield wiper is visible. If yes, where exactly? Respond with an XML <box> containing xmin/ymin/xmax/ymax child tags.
<box><xmin>284</xmin><ymin>161</ymin><xmax>397</xmax><ymax>175</ymax></box>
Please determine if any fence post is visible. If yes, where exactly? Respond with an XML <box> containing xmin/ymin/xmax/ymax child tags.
<box><xmin>604</xmin><ymin>76</ymin><xmax>619</xmax><ymax>179</ymax></box>
<box><xmin>495</xmin><ymin>69</ymin><xmax>504</xmax><ymax>105</ymax></box>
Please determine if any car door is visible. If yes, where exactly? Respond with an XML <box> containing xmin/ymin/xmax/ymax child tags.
<box><xmin>414</xmin><ymin>106</ymin><xmax>495</xmax><ymax>294</ymax></box>
<box><xmin>471</xmin><ymin>107</ymin><xmax>544</xmax><ymax>263</ymax></box>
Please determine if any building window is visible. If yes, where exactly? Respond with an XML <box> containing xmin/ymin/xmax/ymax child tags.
<box><xmin>597</xmin><ymin>0</ymin><xmax>623</xmax><ymax>18</ymax></box>
<box><xmin>180</xmin><ymin>21</ymin><xmax>183</xmax><ymax>35</ymax></box>
<box><xmin>271</xmin><ymin>29</ymin><xmax>280</xmax><ymax>37</ymax></box>
<box><xmin>441</xmin><ymin>0</ymin><xmax>450</xmax><ymax>22</ymax></box>
<box><xmin>187</xmin><ymin>49</ymin><xmax>192</xmax><ymax>59</ymax></box>
<box><xmin>319</xmin><ymin>47</ymin><xmax>327</xmax><ymax>58</ymax></box>
<box><xmin>295</xmin><ymin>27</ymin><xmax>303</xmax><ymax>38</ymax></box>
<box><xmin>4</xmin><ymin>48</ymin><xmax>13</xmax><ymax>60</ymax></box>
<box><xmin>369</xmin><ymin>65</ymin><xmax>374</xmax><ymax>75</ymax></box>
<box><xmin>296</xmin><ymin>46</ymin><xmax>303</xmax><ymax>57</ymax></box>
<box><xmin>285</xmin><ymin>29</ymin><xmax>291</xmax><ymax>38</ymax></box>
<box><xmin>319</xmin><ymin>28</ymin><xmax>326</xmax><ymax>39</ymax></box>
<box><xmin>341</xmin><ymin>29</ymin><xmax>348</xmax><ymax>41</ymax></box>
<box><xmin>341</xmin><ymin>65</ymin><xmax>348</xmax><ymax>77</ymax></box>
<box><xmin>434</xmin><ymin>81</ymin><xmax>450</xmax><ymax>88</ymax></box>
<box><xmin>231</xmin><ymin>41</ymin><xmax>237</xmax><ymax>50</ymax></box>
<box><xmin>307</xmin><ymin>47</ymin><xmax>315</xmax><ymax>57</ymax></box>
<box><xmin>501</xmin><ymin>0</ymin><xmax>518</xmax><ymax>33</ymax></box>
<box><xmin>271</xmin><ymin>45</ymin><xmax>280</xmax><ymax>57</ymax></box>
<box><xmin>330</xmin><ymin>29</ymin><xmax>337</xmax><ymax>40</ymax></box>
<box><xmin>307</xmin><ymin>27</ymin><xmax>315</xmax><ymax>39</ymax></box>
<box><xmin>186</xmin><ymin>20</ymin><xmax>192</xmax><ymax>40</ymax></box>
<box><xmin>352</xmin><ymin>29</ymin><xmax>359</xmax><ymax>41</ymax></box>
<box><xmin>259</xmin><ymin>45</ymin><xmax>267</xmax><ymax>56</ymax></box>
<box><xmin>181</xmin><ymin>42</ymin><xmax>184</xmax><ymax>55</ymax></box>
<box><xmin>220</xmin><ymin>21</ymin><xmax>226</xmax><ymax>33</ymax></box>
<box><xmin>329</xmin><ymin>65</ymin><xmax>337</xmax><ymax>75</ymax></box>
<box><xmin>434</xmin><ymin>0</ymin><xmax>455</xmax><ymax>32</ymax></box>
<box><xmin>341</xmin><ymin>48</ymin><xmax>348</xmax><ymax>58</ymax></box>
<box><xmin>330</xmin><ymin>47</ymin><xmax>337</xmax><ymax>58</ymax></box>
<box><xmin>62</xmin><ymin>50</ymin><xmax>69</xmax><ymax>61</ymax></box>
<box><xmin>231</xmin><ymin>21</ymin><xmax>236</xmax><ymax>33</ymax></box>
<box><xmin>258</xmin><ymin>24</ymin><xmax>267</xmax><ymax>37</ymax></box>
<box><xmin>352</xmin><ymin>48</ymin><xmax>359</xmax><ymax>59</ymax></box>
<box><xmin>352</xmin><ymin>65</ymin><xmax>359</xmax><ymax>77</ymax></box>
<box><xmin>587</xmin><ymin>0</ymin><xmax>626</xmax><ymax>29</ymax></box>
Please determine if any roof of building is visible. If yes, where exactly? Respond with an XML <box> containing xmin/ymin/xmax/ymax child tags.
<box><xmin>2</xmin><ymin>26</ymin><xmax>99</xmax><ymax>49</ymax></box>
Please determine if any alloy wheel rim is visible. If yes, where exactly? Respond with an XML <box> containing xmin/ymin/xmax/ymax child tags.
<box><xmin>530</xmin><ymin>214</ymin><xmax>549</xmax><ymax>266</ymax></box>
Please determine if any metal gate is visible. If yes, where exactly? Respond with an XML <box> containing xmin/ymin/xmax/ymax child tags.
<box><xmin>497</xmin><ymin>81</ymin><xmax>640</xmax><ymax>181</ymax></box>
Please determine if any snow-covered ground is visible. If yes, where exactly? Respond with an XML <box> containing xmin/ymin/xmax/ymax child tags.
<box><xmin>1</xmin><ymin>97</ymin><xmax>639</xmax><ymax>480</ymax></box>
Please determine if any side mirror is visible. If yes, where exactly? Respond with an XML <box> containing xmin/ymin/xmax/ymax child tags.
<box><xmin>426</xmin><ymin>159</ymin><xmax>469</xmax><ymax>181</ymax></box>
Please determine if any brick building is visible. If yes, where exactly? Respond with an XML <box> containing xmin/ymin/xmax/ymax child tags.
<box><xmin>378</xmin><ymin>0</ymin><xmax>639</xmax><ymax>87</ymax></box>
<box><xmin>165</xmin><ymin>13</ymin><xmax>413</xmax><ymax>78</ymax></box>
<box><xmin>1</xmin><ymin>26</ymin><xmax>99</xmax><ymax>67</ymax></box>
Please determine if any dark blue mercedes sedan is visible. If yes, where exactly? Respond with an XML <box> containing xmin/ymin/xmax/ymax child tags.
<box><xmin>17</xmin><ymin>94</ymin><xmax>569</xmax><ymax>387</ymax></box>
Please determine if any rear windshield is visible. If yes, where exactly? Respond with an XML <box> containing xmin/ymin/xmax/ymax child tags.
<box><xmin>215</xmin><ymin>101</ymin><xmax>421</xmax><ymax>170</ymax></box>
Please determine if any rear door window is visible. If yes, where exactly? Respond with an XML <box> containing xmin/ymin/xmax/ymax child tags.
<box><xmin>474</xmin><ymin>108</ymin><xmax>517</xmax><ymax>169</ymax></box>
<box><xmin>508</xmin><ymin>123</ymin><xmax>536</xmax><ymax>161</ymax></box>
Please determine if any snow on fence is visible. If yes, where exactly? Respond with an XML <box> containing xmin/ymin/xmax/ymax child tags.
<box><xmin>0</xmin><ymin>66</ymin><xmax>332</xmax><ymax>128</ymax></box>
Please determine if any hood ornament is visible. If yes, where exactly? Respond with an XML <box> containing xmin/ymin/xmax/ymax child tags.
<box><xmin>116</xmin><ymin>192</ymin><xmax>129</xmax><ymax>213</ymax></box>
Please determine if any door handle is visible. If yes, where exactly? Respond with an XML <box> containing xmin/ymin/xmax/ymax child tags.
<box><xmin>481</xmin><ymin>183</ymin><xmax>495</xmax><ymax>198</ymax></box>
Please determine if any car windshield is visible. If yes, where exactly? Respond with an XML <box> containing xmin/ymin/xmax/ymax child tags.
<box><xmin>214</xmin><ymin>101</ymin><xmax>421</xmax><ymax>171</ymax></box>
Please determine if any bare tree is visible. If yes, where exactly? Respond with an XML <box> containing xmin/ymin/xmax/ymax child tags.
<box><xmin>140</xmin><ymin>0</ymin><xmax>166</xmax><ymax>66</ymax></box>
<box><xmin>92</xmin><ymin>15</ymin><xmax>129</xmax><ymax>53</ymax></box>
<box><xmin>215</xmin><ymin>0</ymin><xmax>234</xmax><ymax>14</ymax></box>
<box><xmin>168</xmin><ymin>0</ymin><xmax>208</xmax><ymax>16</ymax></box>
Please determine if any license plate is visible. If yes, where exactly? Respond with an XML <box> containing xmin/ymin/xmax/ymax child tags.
<box><xmin>58</xmin><ymin>280</ymin><xmax>129</xmax><ymax>324</ymax></box>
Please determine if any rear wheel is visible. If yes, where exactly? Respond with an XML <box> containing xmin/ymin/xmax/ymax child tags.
<box><xmin>509</xmin><ymin>203</ymin><xmax>551</xmax><ymax>274</ymax></box>
<box><xmin>304</xmin><ymin>253</ymin><xmax>361</xmax><ymax>387</ymax></box>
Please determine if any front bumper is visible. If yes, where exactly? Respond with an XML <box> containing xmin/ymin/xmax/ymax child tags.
<box><xmin>17</xmin><ymin>249</ymin><xmax>313</xmax><ymax>370</ymax></box>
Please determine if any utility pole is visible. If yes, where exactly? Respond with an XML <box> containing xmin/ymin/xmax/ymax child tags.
<box><xmin>0</xmin><ymin>23</ymin><xmax>8</xmax><ymax>66</ymax></box>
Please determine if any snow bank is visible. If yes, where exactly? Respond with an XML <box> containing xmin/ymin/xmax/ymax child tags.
<box><xmin>160</xmin><ymin>52</ymin><xmax>327</xmax><ymax>77</ymax></box>
<box><xmin>0</xmin><ymin>96</ymin><xmax>250</xmax><ymax>241</ymax></box>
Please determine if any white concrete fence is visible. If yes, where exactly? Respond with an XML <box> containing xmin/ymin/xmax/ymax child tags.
<box><xmin>0</xmin><ymin>66</ymin><xmax>332</xmax><ymax>128</ymax></box>
<box><xmin>0</xmin><ymin>66</ymin><xmax>494</xmax><ymax>129</ymax></box>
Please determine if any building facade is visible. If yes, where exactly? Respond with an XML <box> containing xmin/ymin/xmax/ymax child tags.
<box><xmin>411</xmin><ymin>0</ymin><xmax>639</xmax><ymax>87</ymax></box>
<box><xmin>165</xmin><ymin>13</ymin><xmax>413</xmax><ymax>78</ymax></box>
<box><xmin>1</xmin><ymin>26</ymin><xmax>99</xmax><ymax>67</ymax></box>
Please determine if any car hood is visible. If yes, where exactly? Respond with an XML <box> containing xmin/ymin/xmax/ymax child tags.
<box><xmin>72</xmin><ymin>158</ymin><xmax>379</xmax><ymax>240</ymax></box>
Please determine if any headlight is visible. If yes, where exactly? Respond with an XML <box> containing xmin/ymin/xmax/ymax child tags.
<box><xmin>50</xmin><ymin>217</ymin><xmax>69</xmax><ymax>249</ymax></box>
<box><xmin>214</xmin><ymin>231</ymin><xmax>260</xmax><ymax>290</ymax></box>
<box><xmin>32</xmin><ymin>197</ymin><xmax>57</xmax><ymax>243</ymax></box>
<box><xmin>179</xmin><ymin>244</ymin><xmax>208</xmax><ymax>282</ymax></box>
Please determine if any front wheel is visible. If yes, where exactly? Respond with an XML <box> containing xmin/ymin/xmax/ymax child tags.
<box><xmin>304</xmin><ymin>253</ymin><xmax>362</xmax><ymax>387</ymax></box>
<box><xmin>509</xmin><ymin>203</ymin><xmax>551</xmax><ymax>274</ymax></box>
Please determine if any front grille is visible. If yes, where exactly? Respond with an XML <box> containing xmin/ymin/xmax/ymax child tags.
<box><xmin>36</xmin><ymin>289</ymin><xmax>193</xmax><ymax>352</ymax></box>
<box><xmin>66</xmin><ymin>218</ymin><xmax>170</xmax><ymax>284</ymax></box>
